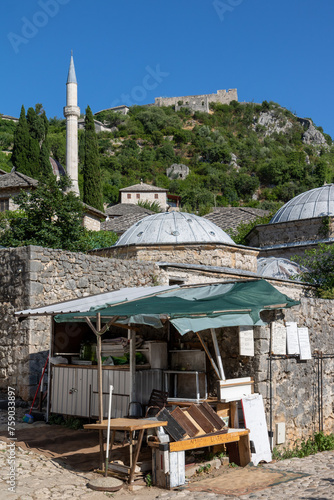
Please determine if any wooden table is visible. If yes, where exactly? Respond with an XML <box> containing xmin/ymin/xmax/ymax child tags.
<box><xmin>84</xmin><ymin>418</ymin><xmax>167</xmax><ymax>485</ymax></box>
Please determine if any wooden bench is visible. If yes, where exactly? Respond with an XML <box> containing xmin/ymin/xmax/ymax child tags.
<box><xmin>148</xmin><ymin>428</ymin><xmax>251</xmax><ymax>467</ymax></box>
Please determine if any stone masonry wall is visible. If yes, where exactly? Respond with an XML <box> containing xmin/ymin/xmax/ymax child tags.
<box><xmin>221</xmin><ymin>300</ymin><xmax>334</xmax><ymax>446</ymax></box>
<box><xmin>0</xmin><ymin>246</ymin><xmax>162</xmax><ymax>399</ymax></box>
<box><xmin>182</xmin><ymin>296</ymin><xmax>334</xmax><ymax>447</ymax></box>
<box><xmin>94</xmin><ymin>243</ymin><xmax>259</xmax><ymax>273</ymax></box>
<box><xmin>155</xmin><ymin>89</ymin><xmax>238</xmax><ymax>108</ymax></box>
<box><xmin>247</xmin><ymin>217</ymin><xmax>334</xmax><ymax>259</ymax></box>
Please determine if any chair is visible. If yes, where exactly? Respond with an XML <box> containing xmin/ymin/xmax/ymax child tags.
<box><xmin>127</xmin><ymin>389</ymin><xmax>169</xmax><ymax>418</ymax></box>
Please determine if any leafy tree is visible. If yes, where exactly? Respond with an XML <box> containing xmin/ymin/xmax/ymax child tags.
<box><xmin>0</xmin><ymin>176</ymin><xmax>117</xmax><ymax>252</ymax></box>
<box><xmin>82</xmin><ymin>106</ymin><xmax>104</xmax><ymax>211</ymax></box>
<box><xmin>293</xmin><ymin>243</ymin><xmax>334</xmax><ymax>298</ymax></box>
<box><xmin>0</xmin><ymin>176</ymin><xmax>85</xmax><ymax>251</ymax></box>
<box><xmin>227</xmin><ymin>213</ymin><xmax>273</xmax><ymax>245</ymax></box>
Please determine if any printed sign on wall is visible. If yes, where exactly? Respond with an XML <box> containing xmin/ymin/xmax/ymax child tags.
<box><xmin>286</xmin><ymin>322</ymin><xmax>300</xmax><ymax>355</ymax></box>
<box><xmin>272</xmin><ymin>322</ymin><xmax>286</xmax><ymax>355</ymax></box>
<box><xmin>239</xmin><ymin>326</ymin><xmax>254</xmax><ymax>356</ymax></box>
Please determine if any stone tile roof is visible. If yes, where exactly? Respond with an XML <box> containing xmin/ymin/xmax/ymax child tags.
<box><xmin>82</xmin><ymin>203</ymin><xmax>106</xmax><ymax>219</ymax></box>
<box><xmin>0</xmin><ymin>171</ymin><xmax>38</xmax><ymax>189</ymax></box>
<box><xmin>204</xmin><ymin>207</ymin><xmax>270</xmax><ymax>233</ymax></box>
<box><xmin>119</xmin><ymin>182</ymin><xmax>167</xmax><ymax>193</ymax></box>
<box><xmin>102</xmin><ymin>203</ymin><xmax>153</xmax><ymax>234</ymax></box>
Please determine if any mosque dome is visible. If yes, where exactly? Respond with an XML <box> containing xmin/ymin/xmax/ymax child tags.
<box><xmin>270</xmin><ymin>184</ymin><xmax>334</xmax><ymax>223</ymax></box>
<box><xmin>257</xmin><ymin>257</ymin><xmax>304</xmax><ymax>281</ymax></box>
<box><xmin>115</xmin><ymin>211</ymin><xmax>236</xmax><ymax>246</ymax></box>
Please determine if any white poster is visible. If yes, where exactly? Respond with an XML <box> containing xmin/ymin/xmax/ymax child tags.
<box><xmin>272</xmin><ymin>323</ymin><xmax>286</xmax><ymax>355</ymax></box>
<box><xmin>298</xmin><ymin>327</ymin><xmax>312</xmax><ymax>360</ymax></box>
<box><xmin>239</xmin><ymin>326</ymin><xmax>254</xmax><ymax>356</ymax></box>
<box><xmin>286</xmin><ymin>322</ymin><xmax>300</xmax><ymax>355</ymax></box>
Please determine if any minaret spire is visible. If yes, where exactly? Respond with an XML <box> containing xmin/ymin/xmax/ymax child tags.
<box><xmin>64</xmin><ymin>51</ymin><xmax>80</xmax><ymax>196</ymax></box>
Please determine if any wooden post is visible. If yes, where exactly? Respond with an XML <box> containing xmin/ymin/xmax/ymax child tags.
<box><xmin>129</xmin><ymin>329</ymin><xmax>136</xmax><ymax>408</ymax></box>
<box><xmin>96</xmin><ymin>313</ymin><xmax>104</xmax><ymax>471</ymax></box>
<box><xmin>211</xmin><ymin>329</ymin><xmax>225</xmax><ymax>380</ymax></box>
<box><xmin>196</xmin><ymin>332</ymin><xmax>220</xmax><ymax>379</ymax></box>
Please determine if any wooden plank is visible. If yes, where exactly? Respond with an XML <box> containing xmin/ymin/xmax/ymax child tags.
<box><xmin>238</xmin><ymin>433</ymin><xmax>251</xmax><ymax>467</ymax></box>
<box><xmin>230</xmin><ymin>402</ymin><xmax>239</xmax><ymax>429</ymax></box>
<box><xmin>169</xmin><ymin>430</ymin><xmax>249</xmax><ymax>452</ymax></box>
<box><xmin>200</xmin><ymin>402</ymin><xmax>225</xmax><ymax>430</ymax></box>
<box><xmin>196</xmin><ymin>404</ymin><xmax>220</xmax><ymax>430</ymax></box>
<box><xmin>157</xmin><ymin>408</ymin><xmax>187</xmax><ymax>441</ymax></box>
<box><xmin>187</xmin><ymin>405</ymin><xmax>215</xmax><ymax>434</ymax></box>
<box><xmin>196</xmin><ymin>332</ymin><xmax>220</xmax><ymax>379</ymax></box>
<box><xmin>216</xmin><ymin>408</ymin><xmax>229</xmax><ymax>418</ymax></box>
<box><xmin>171</xmin><ymin>407</ymin><xmax>199</xmax><ymax>438</ymax></box>
<box><xmin>183</xmin><ymin>411</ymin><xmax>205</xmax><ymax>436</ymax></box>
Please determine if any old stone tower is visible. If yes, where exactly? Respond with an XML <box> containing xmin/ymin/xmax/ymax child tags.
<box><xmin>63</xmin><ymin>52</ymin><xmax>80</xmax><ymax>196</ymax></box>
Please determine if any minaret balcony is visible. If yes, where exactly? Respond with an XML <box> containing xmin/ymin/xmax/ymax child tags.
<box><xmin>63</xmin><ymin>105</ymin><xmax>80</xmax><ymax>118</ymax></box>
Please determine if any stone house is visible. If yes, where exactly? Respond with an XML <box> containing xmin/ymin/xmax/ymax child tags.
<box><xmin>119</xmin><ymin>182</ymin><xmax>168</xmax><ymax>211</ymax></box>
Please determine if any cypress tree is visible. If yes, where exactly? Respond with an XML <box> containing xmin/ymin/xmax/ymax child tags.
<box><xmin>11</xmin><ymin>105</ymin><xmax>30</xmax><ymax>174</ymax></box>
<box><xmin>83</xmin><ymin>106</ymin><xmax>103</xmax><ymax>211</ymax></box>
<box><xmin>39</xmin><ymin>140</ymin><xmax>53</xmax><ymax>179</ymax></box>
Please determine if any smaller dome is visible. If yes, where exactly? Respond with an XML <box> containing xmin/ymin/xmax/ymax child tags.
<box><xmin>115</xmin><ymin>211</ymin><xmax>236</xmax><ymax>246</ymax></box>
<box><xmin>257</xmin><ymin>257</ymin><xmax>304</xmax><ymax>281</ymax></box>
<box><xmin>270</xmin><ymin>184</ymin><xmax>334</xmax><ymax>223</ymax></box>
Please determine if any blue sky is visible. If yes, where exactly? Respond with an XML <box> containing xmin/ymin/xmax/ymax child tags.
<box><xmin>1</xmin><ymin>0</ymin><xmax>334</xmax><ymax>137</ymax></box>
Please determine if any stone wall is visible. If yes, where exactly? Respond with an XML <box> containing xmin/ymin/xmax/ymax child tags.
<box><xmin>120</xmin><ymin>191</ymin><xmax>167</xmax><ymax>211</ymax></box>
<box><xmin>94</xmin><ymin>243</ymin><xmax>259</xmax><ymax>273</ymax></box>
<box><xmin>247</xmin><ymin>217</ymin><xmax>334</xmax><ymax>259</ymax></box>
<box><xmin>155</xmin><ymin>89</ymin><xmax>238</xmax><ymax>110</ymax></box>
<box><xmin>182</xmin><ymin>296</ymin><xmax>334</xmax><ymax>446</ymax></box>
<box><xmin>0</xmin><ymin>246</ymin><xmax>161</xmax><ymax>399</ymax></box>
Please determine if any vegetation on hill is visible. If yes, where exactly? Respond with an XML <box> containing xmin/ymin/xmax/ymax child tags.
<box><xmin>82</xmin><ymin>106</ymin><xmax>104</xmax><ymax>211</ymax></box>
<box><xmin>1</xmin><ymin>100</ymin><xmax>333</xmax><ymax>214</ymax></box>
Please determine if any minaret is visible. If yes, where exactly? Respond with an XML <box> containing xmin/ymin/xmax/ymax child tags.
<box><xmin>63</xmin><ymin>51</ymin><xmax>80</xmax><ymax>196</ymax></box>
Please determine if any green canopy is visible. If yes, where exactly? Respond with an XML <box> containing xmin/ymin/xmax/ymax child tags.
<box><xmin>54</xmin><ymin>279</ymin><xmax>299</xmax><ymax>335</ymax></box>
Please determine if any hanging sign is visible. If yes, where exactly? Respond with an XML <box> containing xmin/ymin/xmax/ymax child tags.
<box><xmin>239</xmin><ymin>326</ymin><xmax>254</xmax><ymax>356</ymax></box>
<box><xmin>286</xmin><ymin>322</ymin><xmax>300</xmax><ymax>355</ymax></box>
<box><xmin>298</xmin><ymin>327</ymin><xmax>312</xmax><ymax>360</ymax></box>
<box><xmin>272</xmin><ymin>322</ymin><xmax>286</xmax><ymax>355</ymax></box>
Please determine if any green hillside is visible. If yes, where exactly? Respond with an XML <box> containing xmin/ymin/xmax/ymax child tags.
<box><xmin>1</xmin><ymin>100</ymin><xmax>333</xmax><ymax>213</ymax></box>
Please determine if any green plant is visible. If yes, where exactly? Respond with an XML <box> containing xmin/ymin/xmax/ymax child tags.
<box><xmin>318</xmin><ymin>215</ymin><xmax>331</xmax><ymax>238</ymax></box>
<box><xmin>137</xmin><ymin>200</ymin><xmax>162</xmax><ymax>213</ymax></box>
<box><xmin>273</xmin><ymin>432</ymin><xmax>334</xmax><ymax>460</ymax></box>
<box><xmin>196</xmin><ymin>463</ymin><xmax>211</xmax><ymax>474</ymax></box>
<box><xmin>229</xmin><ymin>462</ymin><xmax>238</xmax><ymax>468</ymax></box>
<box><xmin>145</xmin><ymin>473</ymin><xmax>152</xmax><ymax>487</ymax></box>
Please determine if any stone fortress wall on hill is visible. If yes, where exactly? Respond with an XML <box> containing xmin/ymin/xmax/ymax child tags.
<box><xmin>155</xmin><ymin>89</ymin><xmax>238</xmax><ymax>112</ymax></box>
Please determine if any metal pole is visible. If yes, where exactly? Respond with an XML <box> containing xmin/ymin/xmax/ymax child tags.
<box><xmin>105</xmin><ymin>385</ymin><xmax>114</xmax><ymax>477</ymax></box>
<box><xmin>269</xmin><ymin>322</ymin><xmax>273</xmax><ymax>451</ymax></box>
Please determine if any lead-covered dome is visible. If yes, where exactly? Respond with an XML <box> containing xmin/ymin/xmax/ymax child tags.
<box><xmin>257</xmin><ymin>257</ymin><xmax>304</xmax><ymax>281</ymax></box>
<box><xmin>115</xmin><ymin>211</ymin><xmax>236</xmax><ymax>246</ymax></box>
<box><xmin>270</xmin><ymin>184</ymin><xmax>334</xmax><ymax>223</ymax></box>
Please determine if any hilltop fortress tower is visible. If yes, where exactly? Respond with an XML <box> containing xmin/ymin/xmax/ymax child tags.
<box><xmin>63</xmin><ymin>52</ymin><xmax>80</xmax><ymax>196</ymax></box>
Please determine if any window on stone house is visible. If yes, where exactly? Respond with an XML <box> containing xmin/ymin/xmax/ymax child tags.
<box><xmin>127</xmin><ymin>194</ymin><xmax>131</xmax><ymax>199</ymax></box>
<box><xmin>0</xmin><ymin>199</ymin><xmax>9</xmax><ymax>212</ymax></box>
<box><xmin>155</xmin><ymin>194</ymin><xmax>158</xmax><ymax>199</ymax></box>
<box><xmin>136</xmin><ymin>194</ymin><xmax>140</xmax><ymax>199</ymax></box>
